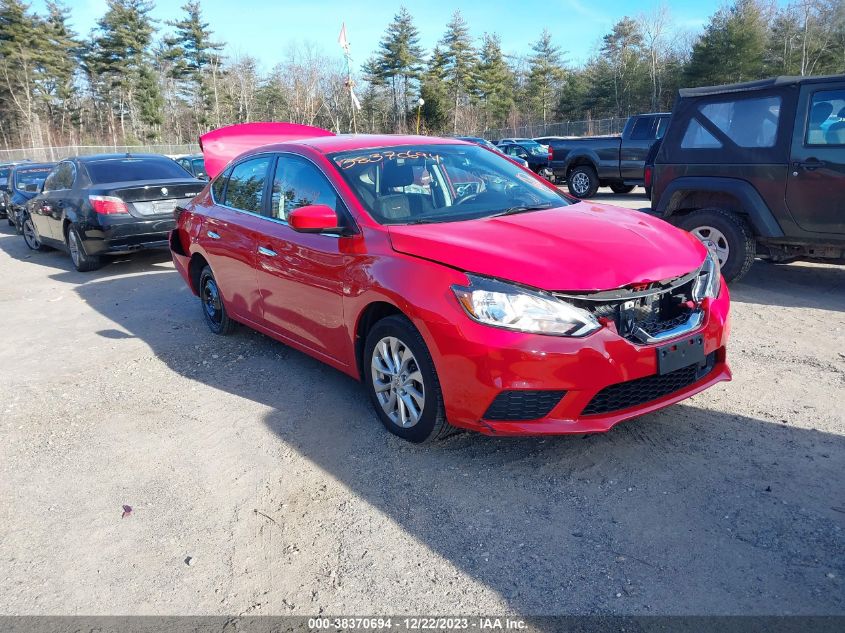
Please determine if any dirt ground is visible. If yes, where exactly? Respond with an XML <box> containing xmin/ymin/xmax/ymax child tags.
<box><xmin>1</xmin><ymin>189</ymin><xmax>843</xmax><ymax>616</ymax></box>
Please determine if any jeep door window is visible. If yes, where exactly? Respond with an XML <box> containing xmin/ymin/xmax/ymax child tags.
<box><xmin>806</xmin><ymin>90</ymin><xmax>845</xmax><ymax>146</ymax></box>
<box><xmin>270</xmin><ymin>155</ymin><xmax>339</xmax><ymax>222</ymax></box>
<box><xmin>223</xmin><ymin>156</ymin><xmax>272</xmax><ymax>214</ymax></box>
<box><xmin>698</xmin><ymin>96</ymin><xmax>782</xmax><ymax>148</ymax></box>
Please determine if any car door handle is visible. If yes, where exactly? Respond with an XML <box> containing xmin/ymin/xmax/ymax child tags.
<box><xmin>257</xmin><ymin>246</ymin><xmax>277</xmax><ymax>257</ymax></box>
<box><xmin>206</xmin><ymin>230</ymin><xmax>221</xmax><ymax>240</ymax></box>
<box><xmin>795</xmin><ymin>160</ymin><xmax>826</xmax><ymax>171</ymax></box>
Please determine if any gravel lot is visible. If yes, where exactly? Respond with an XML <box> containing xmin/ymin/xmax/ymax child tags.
<box><xmin>1</xmin><ymin>189</ymin><xmax>843</xmax><ymax>616</ymax></box>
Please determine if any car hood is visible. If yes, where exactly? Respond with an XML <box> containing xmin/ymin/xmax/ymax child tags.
<box><xmin>387</xmin><ymin>202</ymin><xmax>707</xmax><ymax>291</ymax></box>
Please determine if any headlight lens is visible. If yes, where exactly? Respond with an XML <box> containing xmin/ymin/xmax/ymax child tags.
<box><xmin>692</xmin><ymin>251</ymin><xmax>721</xmax><ymax>301</ymax></box>
<box><xmin>451</xmin><ymin>275</ymin><xmax>600</xmax><ymax>337</ymax></box>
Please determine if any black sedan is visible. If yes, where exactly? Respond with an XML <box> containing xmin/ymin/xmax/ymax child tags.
<box><xmin>4</xmin><ymin>162</ymin><xmax>55</xmax><ymax>233</ymax></box>
<box><xmin>496</xmin><ymin>140</ymin><xmax>554</xmax><ymax>180</ymax></box>
<box><xmin>22</xmin><ymin>154</ymin><xmax>203</xmax><ymax>271</ymax></box>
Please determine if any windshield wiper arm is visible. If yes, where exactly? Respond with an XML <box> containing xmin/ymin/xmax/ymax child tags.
<box><xmin>490</xmin><ymin>203</ymin><xmax>554</xmax><ymax>218</ymax></box>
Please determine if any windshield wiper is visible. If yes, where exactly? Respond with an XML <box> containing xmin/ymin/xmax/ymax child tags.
<box><xmin>489</xmin><ymin>203</ymin><xmax>555</xmax><ymax>218</ymax></box>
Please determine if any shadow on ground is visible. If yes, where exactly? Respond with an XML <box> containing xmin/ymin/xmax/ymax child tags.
<box><xmin>35</xmin><ymin>249</ymin><xmax>840</xmax><ymax>616</ymax></box>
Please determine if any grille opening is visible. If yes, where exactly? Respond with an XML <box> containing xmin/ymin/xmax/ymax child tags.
<box><xmin>483</xmin><ymin>390</ymin><xmax>567</xmax><ymax>421</ymax></box>
<box><xmin>582</xmin><ymin>352</ymin><xmax>716</xmax><ymax>416</ymax></box>
<box><xmin>557</xmin><ymin>270</ymin><xmax>699</xmax><ymax>343</ymax></box>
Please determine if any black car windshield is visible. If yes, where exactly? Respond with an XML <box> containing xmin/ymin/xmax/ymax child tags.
<box><xmin>15</xmin><ymin>166</ymin><xmax>53</xmax><ymax>191</ymax></box>
<box><xmin>329</xmin><ymin>144</ymin><xmax>569</xmax><ymax>225</ymax></box>
<box><xmin>86</xmin><ymin>157</ymin><xmax>192</xmax><ymax>184</ymax></box>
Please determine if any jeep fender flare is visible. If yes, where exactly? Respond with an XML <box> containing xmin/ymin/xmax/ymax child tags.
<box><xmin>655</xmin><ymin>177</ymin><xmax>783</xmax><ymax>238</ymax></box>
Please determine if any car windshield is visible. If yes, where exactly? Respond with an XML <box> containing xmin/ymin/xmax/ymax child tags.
<box><xmin>190</xmin><ymin>158</ymin><xmax>207</xmax><ymax>178</ymax></box>
<box><xmin>329</xmin><ymin>144</ymin><xmax>569</xmax><ymax>225</ymax></box>
<box><xmin>14</xmin><ymin>166</ymin><xmax>53</xmax><ymax>191</ymax></box>
<box><xmin>521</xmin><ymin>141</ymin><xmax>547</xmax><ymax>156</ymax></box>
<box><xmin>86</xmin><ymin>157</ymin><xmax>192</xmax><ymax>184</ymax></box>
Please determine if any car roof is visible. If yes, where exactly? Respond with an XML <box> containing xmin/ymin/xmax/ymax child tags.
<box><xmin>679</xmin><ymin>75</ymin><xmax>845</xmax><ymax>98</ymax></box>
<box><xmin>259</xmin><ymin>134</ymin><xmax>469</xmax><ymax>155</ymax></box>
<box><xmin>76</xmin><ymin>153</ymin><xmax>171</xmax><ymax>162</ymax></box>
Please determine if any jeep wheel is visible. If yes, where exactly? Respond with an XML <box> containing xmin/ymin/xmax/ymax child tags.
<box><xmin>567</xmin><ymin>166</ymin><xmax>599</xmax><ymax>199</ymax></box>
<box><xmin>610</xmin><ymin>183</ymin><xmax>635</xmax><ymax>194</ymax></box>
<box><xmin>677</xmin><ymin>208</ymin><xmax>755</xmax><ymax>283</ymax></box>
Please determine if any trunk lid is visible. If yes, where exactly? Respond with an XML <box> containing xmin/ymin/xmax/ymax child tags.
<box><xmin>99</xmin><ymin>179</ymin><xmax>204</xmax><ymax>219</ymax></box>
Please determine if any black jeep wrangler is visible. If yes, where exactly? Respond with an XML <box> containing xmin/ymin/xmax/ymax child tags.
<box><xmin>651</xmin><ymin>75</ymin><xmax>845</xmax><ymax>282</ymax></box>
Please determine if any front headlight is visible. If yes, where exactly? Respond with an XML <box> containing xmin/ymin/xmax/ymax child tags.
<box><xmin>451</xmin><ymin>275</ymin><xmax>600</xmax><ymax>337</ymax></box>
<box><xmin>692</xmin><ymin>251</ymin><xmax>721</xmax><ymax>301</ymax></box>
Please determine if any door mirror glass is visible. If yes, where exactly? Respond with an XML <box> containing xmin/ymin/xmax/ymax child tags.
<box><xmin>288</xmin><ymin>204</ymin><xmax>342</xmax><ymax>233</ymax></box>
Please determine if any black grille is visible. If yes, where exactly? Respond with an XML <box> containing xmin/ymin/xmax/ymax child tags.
<box><xmin>582</xmin><ymin>353</ymin><xmax>716</xmax><ymax>416</ymax></box>
<box><xmin>483</xmin><ymin>390</ymin><xmax>566</xmax><ymax>421</ymax></box>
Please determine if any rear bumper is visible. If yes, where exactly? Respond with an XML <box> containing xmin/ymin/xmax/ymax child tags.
<box><xmin>79</xmin><ymin>216</ymin><xmax>176</xmax><ymax>255</ymax></box>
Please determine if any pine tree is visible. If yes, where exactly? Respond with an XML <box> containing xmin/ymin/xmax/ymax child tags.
<box><xmin>476</xmin><ymin>34</ymin><xmax>515</xmax><ymax>131</ymax></box>
<box><xmin>162</xmin><ymin>1</ymin><xmax>223</xmax><ymax>133</ymax></box>
<box><xmin>526</xmin><ymin>29</ymin><xmax>566</xmax><ymax>125</ymax></box>
<box><xmin>419</xmin><ymin>45</ymin><xmax>449</xmax><ymax>134</ymax></box>
<box><xmin>438</xmin><ymin>11</ymin><xmax>477</xmax><ymax>134</ymax></box>
<box><xmin>371</xmin><ymin>6</ymin><xmax>424</xmax><ymax>131</ymax></box>
<box><xmin>685</xmin><ymin>0</ymin><xmax>768</xmax><ymax>86</ymax></box>
<box><xmin>0</xmin><ymin>0</ymin><xmax>44</xmax><ymax>146</ymax></box>
<box><xmin>600</xmin><ymin>18</ymin><xmax>645</xmax><ymax>117</ymax></box>
<box><xmin>83</xmin><ymin>0</ymin><xmax>160</xmax><ymax>143</ymax></box>
<box><xmin>41</xmin><ymin>2</ymin><xmax>79</xmax><ymax>144</ymax></box>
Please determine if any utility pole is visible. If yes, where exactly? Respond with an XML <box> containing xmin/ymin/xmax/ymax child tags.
<box><xmin>338</xmin><ymin>23</ymin><xmax>360</xmax><ymax>134</ymax></box>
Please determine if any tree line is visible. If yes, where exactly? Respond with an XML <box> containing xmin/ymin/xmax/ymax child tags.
<box><xmin>0</xmin><ymin>0</ymin><xmax>842</xmax><ymax>150</ymax></box>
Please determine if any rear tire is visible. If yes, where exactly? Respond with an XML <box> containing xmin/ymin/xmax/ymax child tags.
<box><xmin>67</xmin><ymin>225</ymin><xmax>102</xmax><ymax>272</ymax></box>
<box><xmin>22</xmin><ymin>216</ymin><xmax>49</xmax><ymax>252</ymax></box>
<box><xmin>199</xmin><ymin>265</ymin><xmax>236</xmax><ymax>335</ymax></box>
<box><xmin>676</xmin><ymin>208</ymin><xmax>756</xmax><ymax>283</ymax></box>
<box><xmin>363</xmin><ymin>315</ymin><xmax>456</xmax><ymax>443</ymax></box>
<box><xmin>567</xmin><ymin>165</ymin><xmax>599</xmax><ymax>199</ymax></box>
<box><xmin>610</xmin><ymin>183</ymin><xmax>635</xmax><ymax>194</ymax></box>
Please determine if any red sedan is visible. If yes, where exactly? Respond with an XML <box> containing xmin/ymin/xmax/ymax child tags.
<box><xmin>170</xmin><ymin>123</ymin><xmax>730</xmax><ymax>442</ymax></box>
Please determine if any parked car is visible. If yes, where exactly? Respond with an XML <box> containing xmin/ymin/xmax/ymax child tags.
<box><xmin>22</xmin><ymin>154</ymin><xmax>203</xmax><ymax>271</ymax></box>
<box><xmin>651</xmin><ymin>75</ymin><xmax>845</xmax><ymax>282</ymax></box>
<box><xmin>0</xmin><ymin>160</ymin><xmax>31</xmax><ymax>219</ymax></box>
<box><xmin>170</xmin><ymin>122</ymin><xmax>730</xmax><ymax>443</ymax></box>
<box><xmin>4</xmin><ymin>162</ymin><xmax>55</xmax><ymax>233</ymax></box>
<box><xmin>454</xmin><ymin>136</ymin><xmax>530</xmax><ymax>168</ymax></box>
<box><xmin>496</xmin><ymin>139</ymin><xmax>554</xmax><ymax>180</ymax></box>
<box><xmin>547</xmin><ymin>113</ymin><xmax>671</xmax><ymax>198</ymax></box>
<box><xmin>174</xmin><ymin>154</ymin><xmax>208</xmax><ymax>180</ymax></box>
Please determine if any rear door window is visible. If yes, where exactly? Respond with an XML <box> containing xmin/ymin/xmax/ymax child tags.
<box><xmin>224</xmin><ymin>156</ymin><xmax>272</xmax><ymax>214</ymax></box>
<box><xmin>630</xmin><ymin>117</ymin><xmax>657</xmax><ymax>140</ymax></box>
<box><xmin>43</xmin><ymin>162</ymin><xmax>75</xmax><ymax>191</ymax></box>
<box><xmin>698</xmin><ymin>96</ymin><xmax>781</xmax><ymax>148</ymax></box>
<box><xmin>86</xmin><ymin>157</ymin><xmax>191</xmax><ymax>184</ymax></box>
<box><xmin>806</xmin><ymin>89</ymin><xmax>845</xmax><ymax>146</ymax></box>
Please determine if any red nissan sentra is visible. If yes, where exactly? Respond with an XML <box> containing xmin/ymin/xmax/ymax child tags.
<box><xmin>170</xmin><ymin>123</ymin><xmax>730</xmax><ymax>443</ymax></box>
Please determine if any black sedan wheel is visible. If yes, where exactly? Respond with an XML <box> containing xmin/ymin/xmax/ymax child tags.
<box><xmin>199</xmin><ymin>265</ymin><xmax>236</xmax><ymax>335</ymax></box>
<box><xmin>22</xmin><ymin>216</ymin><xmax>49</xmax><ymax>252</ymax></box>
<box><xmin>67</xmin><ymin>226</ymin><xmax>102</xmax><ymax>272</ymax></box>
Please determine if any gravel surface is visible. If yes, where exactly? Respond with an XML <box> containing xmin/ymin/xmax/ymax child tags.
<box><xmin>1</xmin><ymin>190</ymin><xmax>843</xmax><ymax>616</ymax></box>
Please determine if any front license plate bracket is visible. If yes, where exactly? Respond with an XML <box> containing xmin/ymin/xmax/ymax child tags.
<box><xmin>657</xmin><ymin>335</ymin><xmax>706</xmax><ymax>375</ymax></box>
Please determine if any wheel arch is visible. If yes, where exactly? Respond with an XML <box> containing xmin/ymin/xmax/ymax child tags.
<box><xmin>353</xmin><ymin>300</ymin><xmax>409</xmax><ymax>381</ymax></box>
<box><xmin>188</xmin><ymin>252</ymin><xmax>210</xmax><ymax>295</ymax></box>
<box><xmin>655</xmin><ymin>177</ymin><xmax>783</xmax><ymax>238</ymax></box>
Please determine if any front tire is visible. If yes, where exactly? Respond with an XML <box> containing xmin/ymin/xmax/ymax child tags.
<box><xmin>199</xmin><ymin>265</ymin><xmax>236</xmax><ymax>335</ymax></box>
<box><xmin>67</xmin><ymin>225</ymin><xmax>101</xmax><ymax>272</ymax></box>
<box><xmin>22</xmin><ymin>216</ymin><xmax>49</xmax><ymax>252</ymax></box>
<box><xmin>676</xmin><ymin>208</ymin><xmax>756</xmax><ymax>283</ymax></box>
<box><xmin>363</xmin><ymin>315</ymin><xmax>455</xmax><ymax>443</ymax></box>
<box><xmin>610</xmin><ymin>183</ymin><xmax>635</xmax><ymax>194</ymax></box>
<box><xmin>567</xmin><ymin>165</ymin><xmax>599</xmax><ymax>199</ymax></box>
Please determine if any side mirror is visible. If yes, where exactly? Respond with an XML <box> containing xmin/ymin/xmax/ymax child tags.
<box><xmin>288</xmin><ymin>204</ymin><xmax>344</xmax><ymax>234</ymax></box>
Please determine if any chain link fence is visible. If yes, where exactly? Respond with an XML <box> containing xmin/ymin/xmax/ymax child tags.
<box><xmin>0</xmin><ymin>143</ymin><xmax>201</xmax><ymax>163</ymax></box>
<box><xmin>482</xmin><ymin>117</ymin><xmax>626</xmax><ymax>141</ymax></box>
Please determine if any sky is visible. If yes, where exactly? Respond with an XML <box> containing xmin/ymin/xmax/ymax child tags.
<box><xmin>31</xmin><ymin>0</ymin><xmax>729</xmax><ymax>71</ymax></box>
